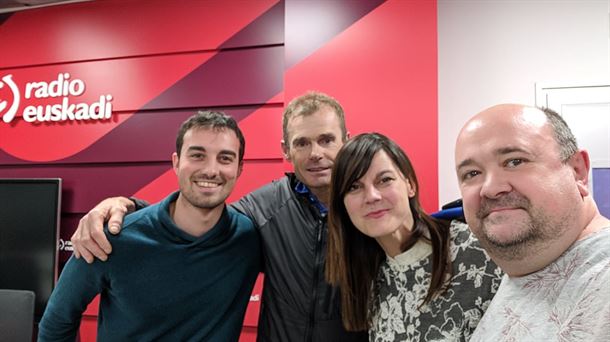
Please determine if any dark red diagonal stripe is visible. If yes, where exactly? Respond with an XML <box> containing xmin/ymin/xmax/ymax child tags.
<box><xmin>0</xmin><ymin>13</ymin><xmax>12</xmax><ymax>26</ymax></box>
<box><xmin>285</xmin><ymin>0</ymin><xmax>386</xmax><ymax>68</ymax></box>
<box><xmin>220</xmin><ymin>0</ymin><xmax>284</xmax><ymax>49</ymax></box>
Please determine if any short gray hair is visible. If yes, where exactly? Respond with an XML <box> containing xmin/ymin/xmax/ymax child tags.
<box><xmin>539</xmin><ymin>107</ymin><xmax>578</xmax><ymax>162</ymax></box>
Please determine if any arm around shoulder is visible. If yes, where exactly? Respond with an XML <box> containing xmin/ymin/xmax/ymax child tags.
<box><xmin>231</xmin><ymin>178</ymin><xmax>289</xmax><ymax>228</ymax></box>
<box><xmin>71</xmin><ymin>196</ymin><xmax>145</xmax><ymax>263</ymax></box>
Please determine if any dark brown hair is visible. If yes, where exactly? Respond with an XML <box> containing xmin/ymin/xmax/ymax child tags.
<box><xmin>176</xmin><ymin>110</ymin><xmax>245</xmax><ymax>162</ymax></box>
<box><xmin>325</xmin><ymin>133</ymin><xmax>451</xmax><ymax>331</ymax></box>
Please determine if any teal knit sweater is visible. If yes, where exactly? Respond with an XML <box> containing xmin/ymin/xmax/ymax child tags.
<box><xmin>39</xmin><ymin>191</ymin><xmax>261</xmax><ymax>341</ymax></box>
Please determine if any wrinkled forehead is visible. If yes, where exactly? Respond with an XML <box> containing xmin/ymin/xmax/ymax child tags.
<box><xmin>286</xmin><ymin>108</ymin><xmax>343</xmax><ymax>141</ymax></box>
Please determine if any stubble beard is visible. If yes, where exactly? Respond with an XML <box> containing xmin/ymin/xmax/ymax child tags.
<box><xmin>186</xmin><ymin>193</ymin><xmax>225</xmax><ymax>210</ymax></box>
<box><xmin>474</xmin><ymin>193</ymin><xmax>566</xmax><ymax>261</ymax></box>
<box><xmin>181</xmin><ymin>182</ymin><xmax>228</xmax><ymax>211</ymax></box>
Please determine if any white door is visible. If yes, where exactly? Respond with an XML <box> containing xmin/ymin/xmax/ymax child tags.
<box><xmin>536</xmin><ymin>83</ymin><xmax>610</xmax><ymax>218</ymax></box>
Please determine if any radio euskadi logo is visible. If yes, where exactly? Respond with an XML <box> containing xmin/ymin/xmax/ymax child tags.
<box><xmin>0</xmin><ymin>73</ymin><xmax>113</xmax><ymax>124</ymax></box>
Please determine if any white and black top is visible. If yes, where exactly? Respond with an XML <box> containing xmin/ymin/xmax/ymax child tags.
<box><xmin>369</xmin><ymin>221</ymin><xmax>503</xmax><ymax>342</ymax></box>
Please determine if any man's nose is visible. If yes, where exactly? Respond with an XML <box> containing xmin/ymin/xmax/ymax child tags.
<box><xmin>309</xmin><ymin>142</ymin><xmax>323</xmax><ymax>160</ymax></box>
<box><xmin>480</xmin><ymin>170</ymin><xmax>511</xmax><ymax>199</ymax></box>
<box><xmin>200</xmin><ymin>160</ymin><xmax>220</xmax><ymax>178</ymax></box>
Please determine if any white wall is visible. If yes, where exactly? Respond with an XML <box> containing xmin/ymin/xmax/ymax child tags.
<box><xmin>438</xmin><ymin>0</ymin><xmax>610</xmax><ymax>206</ymax></box>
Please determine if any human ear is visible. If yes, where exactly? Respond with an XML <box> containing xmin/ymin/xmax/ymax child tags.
<box><xmin>568</xmin><ymin>150</ymin><xmax>591</xmax><ymax>197</ymax></box>
<box><xmin>237</xmin><ymin>162</ymin><xmax>244</xmax><ymax>178</ymax></box>
<box><xmin>407</xmin><ymin>178</ymin><xmax>417</xmax><ymax>198</ymax></box>
<box><xmin>172</xmin><ymin>152</ymin><xmax>180</xmax><ymax>175</ymax></box>
<box><xmin>281</xmin><ymin>140</ymin><xmax>291</xmax><ymax>161</ymax></box>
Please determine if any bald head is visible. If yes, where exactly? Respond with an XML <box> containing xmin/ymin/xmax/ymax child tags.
<box><xmin>458</xmin><ymin>104</ymin><xmax>577</xmax><ymax>165</ymax></box>
<box><xmin>454</xmin><ymin>103</ymin><xmax>593</xmax><ymax>276</ymax></box>
<box><xmin>461</xmin><ymin>104</ymin><xmax>547</xmax><ymax>134</ymax></box>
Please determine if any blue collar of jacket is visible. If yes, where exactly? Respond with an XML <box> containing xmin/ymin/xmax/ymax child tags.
<box><xmin>294</xmin><ymin>180</ymin><xmax>328</xmax><ymax>215</ymax></box>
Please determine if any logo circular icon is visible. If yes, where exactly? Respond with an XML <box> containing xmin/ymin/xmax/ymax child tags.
<box><xmin>0</xmin><ymin>74</ymin><xmax>21</xmax><ymax>123</ymax></box>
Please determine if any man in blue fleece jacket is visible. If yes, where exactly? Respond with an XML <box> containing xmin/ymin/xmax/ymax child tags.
<box><xmin>38</xmin><ymin>111</ymin><xmax>260</xmax><ymax>341</ymax></box>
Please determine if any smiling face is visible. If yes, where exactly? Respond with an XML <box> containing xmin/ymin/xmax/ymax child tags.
<box><xmin>172</xmin><ymin>126</ymin><xmax>242</xmax><ymax>211</ymax></box>
<box><xmin>455</xmin><ymin>105</ymin><xmax>587</xmax><ymax>271</ymax></box>
<box><xmin>343</xmin><ymin>150</ymin><xmax>416</xmax><ymax>242</ymax></box>
<box><xmin>282</xmin><ymin>106</ymin><xmax>345</xmax><ymax>195</ymax></box>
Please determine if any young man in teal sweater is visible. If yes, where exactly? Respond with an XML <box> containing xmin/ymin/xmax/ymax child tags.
<box><xmin>38</xmin><ymin>111</ymin><xmax>260</xmax><ymax>341</ymax></box>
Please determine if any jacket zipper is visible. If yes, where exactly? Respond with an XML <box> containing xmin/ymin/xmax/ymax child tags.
<box><xmin>306</xmin><ymin>219</ymin><xmax>324</xmax><ymax>342</ymax></box>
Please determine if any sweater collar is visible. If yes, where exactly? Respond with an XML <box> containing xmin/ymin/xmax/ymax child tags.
<box><xmin>157</xmin><ymin>191</ymin><xmax>232</xmax><ymax>245</ymax></box>
<box><xmin>386</xmin><ymin>221</ymin><xmax>432</xmax><ymax>267</ymax></box>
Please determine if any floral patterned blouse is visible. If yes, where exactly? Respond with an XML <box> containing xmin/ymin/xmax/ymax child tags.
<box><xmin>369</xmin><ymin>220</ymin><xmax>503</xmax><ymax>342</ymax></box>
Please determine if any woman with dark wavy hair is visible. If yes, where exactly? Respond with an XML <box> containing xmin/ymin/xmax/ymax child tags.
<box><xmin>326</xmin><ymin>133</ymin><xmax>502</xmax><ymax>341</ymax></box>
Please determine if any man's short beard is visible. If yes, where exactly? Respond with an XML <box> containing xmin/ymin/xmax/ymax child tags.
<box><xmin>185</xmin><ymin>194</ymin><xmax>225</xmax><ymax>211</ymax></box>
<box><xmin>181</xmin><ymin>186</ymin><xmax>227</xmax><ymax>211</ymax></box>
<box><xmin>478</xmin><ymin>221</ymin><xmax>545</xmax><ymax>261</ymax></box>
<box><xmin>475</xmin><ymin>193</ymin><xmax>558</xmax><ymax>261</ymax></box>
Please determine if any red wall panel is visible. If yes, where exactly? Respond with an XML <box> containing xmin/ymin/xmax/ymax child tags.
<box><xmin>0</xmin><ymin>0</ymin><xmax>281</xmax><ymax>67</ymax></box>
<box><xmin>0</xmin><ymin>106</ymin><xmax>283</xmax><ymax>164</ymax></box>
<box><xmin>284</xmin><ymin>0</ymin><xmax>385</xmax><ymax>68</ymax></box>
<box><xmin>0</xmin><ymin>48</ymin><xmax>283</xmax><ymax>163</ymax></box>
<box><xmin>284</xmin><ymin>0</ymin><xmax>438</xmax><ymax>212</ymax></box>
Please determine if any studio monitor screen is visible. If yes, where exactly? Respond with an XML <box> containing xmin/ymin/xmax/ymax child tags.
<box><xmin>0</xmin><ymin>178</ymin><xmax>61</xmax><ymax>321</ymax></box>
